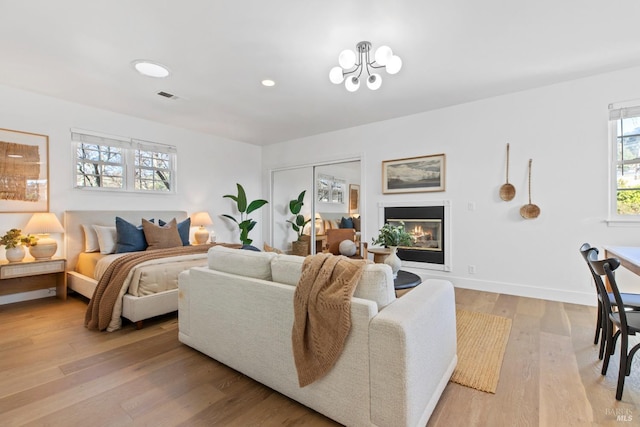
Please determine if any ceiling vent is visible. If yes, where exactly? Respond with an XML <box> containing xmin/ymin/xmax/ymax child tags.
<box><xmin>157</xmin><ymin>91</ymin><xmax>178</xmax><ymax>99</ymax></box>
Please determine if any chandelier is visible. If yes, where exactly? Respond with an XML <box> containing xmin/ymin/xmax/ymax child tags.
<box><xmin>329</xmin><ymin>41</ymin><xmax>402</xmax><ymax>92</ymax></box>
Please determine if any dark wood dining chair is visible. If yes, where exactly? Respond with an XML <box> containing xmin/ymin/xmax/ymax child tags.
<box><xmin>579</xmin><ymin>243</ymin><xmax>640</xmax><ymax>360</ymax></box>
<box><xmin>589</xmin><ymin>257</ymin><xmax>640</xmax><ymax>400</ymax></box>
<box><xmin>580</xmin><ymin>243</ymin><xmax>608</xmax><ymax>359</ymax></box>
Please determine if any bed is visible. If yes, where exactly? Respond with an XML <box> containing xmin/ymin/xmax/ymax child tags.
<box><xmin>65</xmin><ymin>210</ymin><xmax>211</xmax><ymax>331</ymax></box>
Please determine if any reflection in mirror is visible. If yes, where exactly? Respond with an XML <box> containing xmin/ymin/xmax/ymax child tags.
<box><xmin>315</xmin><ymin>161</ymin><xmax>361</xmax><ymax>254</ymax></box>
<box><xmin>270</xmin><ymin>159</ymin><xmax>361</xmax><ymax>255</ymax></box>
<box><xmin>271</xmin><ymin>167</ymin><xmax>313</xmax><ymax>254</ymax></box>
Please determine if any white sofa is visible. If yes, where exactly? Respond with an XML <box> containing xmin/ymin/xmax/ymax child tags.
<box><xmin>178</xmin><ymin>246</ymin><xmax>457</xmax><ymax>427</ymax></box>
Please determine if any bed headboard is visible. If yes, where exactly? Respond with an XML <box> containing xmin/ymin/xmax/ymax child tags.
<box><xmin>64</xmin><ymin>210</ymin><xmax>188</xmax><ymax>271</ymax></box>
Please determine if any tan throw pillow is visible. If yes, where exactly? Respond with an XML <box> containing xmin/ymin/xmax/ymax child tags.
<box><xmin>263</xmin><ymin>242</ymin><xmax>283</xmax><ymax>254</ymax></box>
<box><xmin>142</xmin><ymin>218</ymin><xmax>183</xmax><ymax>250</ymax></box>
<box><xmin>352</xmin><ymin>216</ymin><xmax>361</xmax><ymax>232</ymax></box>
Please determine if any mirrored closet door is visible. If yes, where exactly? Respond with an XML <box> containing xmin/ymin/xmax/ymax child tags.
<box><xmin>270</xmin><ymin>159</ymin><xmax>361</xmax><ymax>255</ymax></box>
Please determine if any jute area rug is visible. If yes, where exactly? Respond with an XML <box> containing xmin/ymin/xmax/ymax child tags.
<box><xmin>451</xmin><ymin>308</ymin><xmax>512</xmax><ymax>394</ymax></box>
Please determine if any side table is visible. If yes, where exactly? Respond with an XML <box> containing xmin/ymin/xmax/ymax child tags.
<box><xmin>0</xmin><ymin>258</ymin><xmax>67</xmax><ymax>300</ymax></box>
<box><xmin>394</xmin><ymin>270</ymin><xmax>422</xmax><ymax>290</ymax></box>
<box><xmin>368</xmin><ymin>247</ymin><xmax>391</xmax><ymax>263</ymax></box>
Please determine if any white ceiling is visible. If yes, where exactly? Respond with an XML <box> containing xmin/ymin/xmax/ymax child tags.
<box><xmin>2</xmin><ymin>1</ymin><xmax>640</xmax><ymax>146</ymax></box>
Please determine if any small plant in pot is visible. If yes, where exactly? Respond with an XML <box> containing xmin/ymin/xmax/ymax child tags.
<box><xmin>371</xmin><ymin>222</ymin><xmax>413</xmax><ymax>278</ymax></box>
<box><xmin>371</xmin><ymin>222</ymin><xmax>413</xmax><ymax>248</ymax></box>
<box><xmin>222</xmin><ymin>183</ymin><xmax>268</xmax><ymax>247</ymax></box>
<box><xmin>1</xmin><ymin>229</ymin><xmax>37</xmax><ymax>262</ymax></box>
<box><xmin>286</xmin><ymin>190</ymin><xmax>311</xmax><ymax>256</ymax></box>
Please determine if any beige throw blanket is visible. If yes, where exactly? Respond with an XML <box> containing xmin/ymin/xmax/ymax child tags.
<box><xmin>85</xmin><ymin>244</ymin><xmax>214</xmax><ymax>331</ymax></box>
<box><xmin>292</xmin><ymin>253</ymin><xmax>368</xmax><ymax>387</ymax></box>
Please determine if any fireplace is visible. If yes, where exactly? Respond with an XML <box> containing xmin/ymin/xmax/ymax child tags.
<box><xmin>379</xmin><ymin>201</ymin><xmax>451</xmax><ymax>271</ymax></box>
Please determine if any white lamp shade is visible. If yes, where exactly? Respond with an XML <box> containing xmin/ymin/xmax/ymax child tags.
<box><xmin>23</xmin><ymin>213</ymin><xmax>64</xmax><ymax>234</ymax></box>
<box><xmin>338</xmin><ymin>49</ymin><xmax>356</xmax><ymax>69</ymax></box>
<box><xmin>329</xmin><ymin>66</ymin><xmax>345</xmax><ymax>84</ymax></box>
<box><xmin>22</xmin><ymin>213</ymin><xmax>63</xmax><ymax>260</ymax></box>
<box><xmin>345</xmin><ymin>76</ymin><xmax>360</xmax><ymax>92</ymax></box>
<box><xmin>190</xmin><ymin>211</ymin><xmax>213</xmax><ymax>227</ymax></box>
<box><xmin>367</xmin><ymin>73</ymin><xmax>382</xmax><ymax>90</ymax></box>
<box><xmin>191</xmin><ymin>211</ymin><xmax>213</xmax><ymax>245</ymax></box>
<box><xmin>374</xmin><ymin>45</ymin><xmax>393</xmax><ymax>66</ymax></box>
<box><xmin>386</xmin><ymin>55</ymin><xmax>403</xmax><ymax>75</ymax></box>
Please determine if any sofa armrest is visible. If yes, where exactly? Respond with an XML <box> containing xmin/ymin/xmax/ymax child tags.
<box><xmin>369</xmin><ymin>279</ymin><xmax>457</xmax><ymax>427</ymax></box>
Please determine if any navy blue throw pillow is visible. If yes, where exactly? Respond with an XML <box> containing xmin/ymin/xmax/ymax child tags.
<box><xmin>340</xmin><ymin>216</ymin><xmax>354</xmax><ymax>229</ymax></box>
<box><xmin>158</xmin><ymin>217</ymin><xmax>191</xmax><ymax>246</ymax></box>
<box><xmin>115</xmin><ymin>217</ymin><xmax>151</xmax><ymax>253</ymax></box>
<box><xmin>241</xmin><ymin>244</ymin><xmax>261</xmax><ymax>251</ymax></box>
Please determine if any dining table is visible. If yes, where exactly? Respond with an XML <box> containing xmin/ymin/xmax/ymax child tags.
<box><xmin>603</xmin><ymin>246</ymin><xmax>640</xmax><ymax>290</ymax></box>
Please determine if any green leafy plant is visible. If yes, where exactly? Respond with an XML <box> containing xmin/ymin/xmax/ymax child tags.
<box><xmin>222</xmin><ymin>183</ymin><xmax>268</xmax><ymax>246</ymax></box>
<box><xmin>1</xmin><ymin>229</ymin><xmax>37</xmax><ymax>249</ymax></box>
<box><xmin>286</xmin><ymin>190</ymin><xmax>311</xmax><ymax>241</ymax></box>
<box><xmin>371</xmin><ymin>222</ymin><xmax>413</xmax><ymax>247</ymax></box>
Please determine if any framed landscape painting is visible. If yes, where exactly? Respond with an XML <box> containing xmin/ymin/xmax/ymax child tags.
<box><xmin>382</xmin><ymin>153</ymin><xmax>445</xmax><ymax>194</ymax></box>
<box><xmin>0</xmin><ymin>128</ymin><xmax>49</xmax><ymax>212</ymax></box>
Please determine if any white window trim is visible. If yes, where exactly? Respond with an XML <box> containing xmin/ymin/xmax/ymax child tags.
<box><xmin>71</xmin><ymin>128</ymin><xmax>177</xmax><ymax>194</ymax></box>
<box><xmin>608</xmin><ymin>101</ymin><xmax>640</xmax><ymax>225</ymax></box>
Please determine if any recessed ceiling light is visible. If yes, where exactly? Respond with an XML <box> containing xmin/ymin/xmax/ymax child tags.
<box><xmin>132</xmin><ymin>60</ymin><xmax>170</xmax><ymax>78</ymax></box>
<box><xmin>7</xmin><ymin>154</ymin><xmax>22</xmax><ymax>158</ymax></box>
<box><xmin>261</xmin><ymin>79</ymin><xmax>275</xmax><ymax>87</ymax></box>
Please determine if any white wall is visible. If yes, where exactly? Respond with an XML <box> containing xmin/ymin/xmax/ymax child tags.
<box><xmin>263</xmin><ymin>65</ymin><xmax>640</xmax><ymax>306</ymax></box>
<box><xmin>0</xmin><ymin>84</ymin><xmax>263</xmax><ymax>261</ymax></box>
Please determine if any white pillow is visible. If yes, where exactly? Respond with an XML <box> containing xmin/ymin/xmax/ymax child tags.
<box><xmin>81</xmin><ymin>224</ymin><xmax>100</xmax><ymax>253</ymax></box>
<box><xmin>92</xmin><ymin>225</ymin><xmax>117</xmax><ymax>254</ymax></box>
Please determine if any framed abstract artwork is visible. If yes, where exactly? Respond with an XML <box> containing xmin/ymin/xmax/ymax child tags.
<box><xmin>382</xmin><ymin>153</ymin><xmax>446</xmax><ymax>194</ymax></box>
<box><xmin>0</xmin><ymin>128</ymin><xmax>49</xmax><ymax>212</ymax></box>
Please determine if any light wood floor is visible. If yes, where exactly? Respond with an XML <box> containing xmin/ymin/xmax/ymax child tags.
<box><xmin>1</xmin><ymin>288</ymin><xmax>639</xmax><ymax>426</ymax></box>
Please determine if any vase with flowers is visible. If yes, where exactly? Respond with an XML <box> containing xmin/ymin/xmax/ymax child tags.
<box><xmin>1</xmin><ymin>229</ymin><xmax>37</xmax><ymax>262</ymax></box>
<box><xmin>371</xmin><ymin>222</ymin><xmax>413</xmax><ymax>278</ymax></box>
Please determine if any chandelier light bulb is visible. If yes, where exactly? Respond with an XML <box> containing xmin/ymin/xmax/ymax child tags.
<box><xmin>367</xmin><ymin>74</ymin><xmax>382</xmax><ymax>90</ymax></box>
<box><xmin>345</xmin><ymin>76</ymin><xmax>360</xmax><ymax>92</ymax></box>
<box><xmin>386</xmin><ymin>55</ymin><xmax>403</xmax><ymax>75</ymax></box>
<box><xmin>329</xmin><ymin>66</ymin><xmax>345</xmax><ymax>84</ymax></box>
<box><xmin>338</xmin><ymin>49</ymin><xmax>356</xmax><ymax>69</ymax></box>
<box><xmin>374</xmin><ymin>45</ymin><xmax>393</xmax><ymax>66</ymax></box>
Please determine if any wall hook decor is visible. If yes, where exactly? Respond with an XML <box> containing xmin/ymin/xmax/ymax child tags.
<box><xmin>499</xmin><ymin>143</ymin><xmax>515</xmax><ymax>201</ymax></box>
<box><xmin>520</xmin><ymin>159</ymin><xmax>540</xmax><ymax>219</ymax></box>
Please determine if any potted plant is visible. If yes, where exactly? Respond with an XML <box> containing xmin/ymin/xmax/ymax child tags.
<box><xmin>222</xmin><ymin>183</ymin><xmax>268</xmax><ymax>247</ymax></box>
<box><xmin>286</xmin><ymin>190</ymin><xmax>311</xmax><ymax>256</ymax></box>
<box><xmin>371</xmin><ymin>222</ymin><xmax>413</xmax><ymax>248</ymax></box>
<box><xmin>1</xmin><ymin>229</ymin><xmax>37</xmax><ymax>262</ymax></box>
<box><xmin>371</xmin><ymin>222</ymin><xmax>413</xmax><ymax>278</ymax></box>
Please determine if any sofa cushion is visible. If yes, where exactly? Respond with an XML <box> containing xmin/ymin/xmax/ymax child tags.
<box><xmin>208</xmin><ymin>245</ymin><xmax>276</xmax><ymax>280</ymax></box>
<box><xmin>271</xmin><ymin>254</ymin><xmax>396</xmax><ymax>309</ymax></box>
<box><xmin>271</xmin><ymin>254</ymin><xmax>304</xmax><ymax>286</ymax></box>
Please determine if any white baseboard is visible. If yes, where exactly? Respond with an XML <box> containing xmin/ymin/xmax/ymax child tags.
<box><xmin>0</xmin><ymin>287</ymin><xmax>57</xmax><ymax>305</ymax></box>
<box><xmin>405</xmin><ymin>269</ymin><xmax>596</xmax><ymax>307</ymax></box>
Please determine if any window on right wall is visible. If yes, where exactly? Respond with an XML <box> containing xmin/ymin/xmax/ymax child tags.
<box><xmin>610</xmin><ymin>101</ymin><xmax>640</xmax><ymax>218</ymax></box>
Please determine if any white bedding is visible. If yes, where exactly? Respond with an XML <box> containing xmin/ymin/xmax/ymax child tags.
<box><xmin>97</xmin><ymin>252</ymin><xmax>209</xmax><ymax>331</ymax></box>
<box><xmin>94</xmin><ymin>253</ymin><xmax>208</xmax><ymax>296</ymax></box>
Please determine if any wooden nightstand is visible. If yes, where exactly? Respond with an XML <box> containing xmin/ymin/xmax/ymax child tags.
<box><xmin>0</xmin><ymin>258</ymin><xmax>67</xmax><ymax>300</ymax></box>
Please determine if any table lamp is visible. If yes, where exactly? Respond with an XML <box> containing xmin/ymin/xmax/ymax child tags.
<box><xmin>191</xmin><ymin>211</ymin><xmax>213</xmax><ymax>244</ymax></box>
<box><xmin>23</xmin><ymin>212</ymin><xmax>65</xmax><ymax>260</ymax></box>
